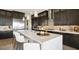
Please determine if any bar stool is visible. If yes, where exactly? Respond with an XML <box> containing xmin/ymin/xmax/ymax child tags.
<box><xmin>15</xmin><ymin>35</ymin><xmax>29</xmax><ymax>50</ymax></box>
<box><xmin>23</xmin><ymin>43</ymin><xmax>40</xmax><ymax>50</ymax></box>
<box><xmin>13</xmin><ymin>31</ymin><xmax>21</xmax><ymax>49</ymax></box>
<box><xmin>16</xmin><ymin>36</ymin><xmax>25</xmax><ymax>43</ymax></box>
<box><xmin>13</xmin><ymin>31</ymin><xmax>19</xmax><ymax>35</ymax></box>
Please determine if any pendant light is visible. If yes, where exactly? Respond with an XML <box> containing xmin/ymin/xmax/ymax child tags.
<box><xmin>34</xmin><ymin>11</ymin><xmax>38</xmax><ymax>17</ymax></box>
<box><xmin>27</xmin><ymin>15</ymin><xmax>30</xmax><ymax>20</ymax></box>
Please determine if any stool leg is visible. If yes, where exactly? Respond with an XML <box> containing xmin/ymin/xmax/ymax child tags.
<box><xmin>16</xmin><ymin>42</ymin><xmax>23</xmax><ymax>50</ymax></box>
<box><xmin>13</xmin><ymin>38</ymin><xmax>17</xmax><ymax>50</ymax></box>
<box><xmin>40</xmin><ymin>44</ymin><xmax>41</xmax><ymax>50</ymax></box>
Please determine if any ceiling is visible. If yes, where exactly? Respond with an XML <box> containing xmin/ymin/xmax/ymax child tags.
<box><xmin>5</xmin><ymin>9</ymin><xmax>47</xmax><ymax>15</ymax></box>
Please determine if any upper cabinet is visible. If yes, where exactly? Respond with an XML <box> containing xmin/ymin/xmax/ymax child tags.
<box><xmin>51</xmin><ymin>9</ymin><xmax>79</xmax><ymax>25</ymax></box>
<box><xmin>31</xmin><ymin>10</ymin><xmax>48</xmax><ymax>29</ymax></box>
<box><xmin>38</xmin><ymin>10</ymin><xmax>48</xmax><ymax>19</ymax></box>
<box><xmin>66</xmin><ymin>10</ymin><xmax>79</xmax><ymax>25</ymax></box>
<box><xmin>0</xmin><ymin>10</ymin><xmax>12</xmax><ymax>26</ymax></box>
<box><xmin>13</xmin><ymin>11</ymin><xmax>25</xmax><ymax>19</ymax></box>
<box><xmin>0</xmin><ymin>9</ymin><xmax>25</xmax><ymax>26</ymax></box>
<box><xmin>54</xmin><ymin>9</ymin><xmax>67</xmax><ymax>25</ymax></box>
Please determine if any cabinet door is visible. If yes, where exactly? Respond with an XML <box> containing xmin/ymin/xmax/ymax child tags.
<box><xmin>54</xmin><ymin>12</ymin><xmax>60</xmax><ymax>25</ymax></box>
<box><xmin>67</xmin><ymin>10</ymin><xmax>79</xmax><ymax>25</ymax></box>
<box><xmin>54</xmin><ymin>9</ymin><xmax>79</xmax><ymax>25</ymax></box>
<box><xmin>63</xmin><ymin>34</ymin><xmax>79</xmax><ymax>49</ymax></box>
<box><xmin>0</xmin><ymin>10</ymin><xmax>6</xmax><ymax>25</ymax></box>
<box><xmin>0</xmin><ymin>10</ymin><xmax>12</xmax><ymax>26</ymax></box>
<box><xmin>67</xmin><ymin>10</ymin><xmax>75</xmax><ymax>25</ymax></box>
<box><xmin>13</xmin><ymin>12</ymin><xmax>24</xmax><ymax>19</ymax></box>
<box><xmin>60</xmin><ymin>10</ymin><xmax>67</xmax><ymax>25</ymax></box>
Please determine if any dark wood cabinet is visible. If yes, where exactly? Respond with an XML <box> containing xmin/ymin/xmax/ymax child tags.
<box><xmin>54</xmin><ymin>10</ymin><xmax>63</xmax><ymax>25</ymax></box>
<box><xmin>60</xmin><ymin>10</ymin><xmax>67</xmax><ymax>25</ymax></box>
<box><xmin>54</xmin><ymin>9</ymin><xmax>68</xmax><ymax>25</ymax></box>
<box><xmin>0</xmin><ymin>10</ymin><xmax>12</xmax><ymax>26</ymax></box>
<box><xmin>53</xmin><ymin>9</ymin><xmax>79</xmax><ymax>25</ymax></box>
<box><xmin>63</xmin><ymin>34</ymin><xmax>79</xmax><ymax>49</ymax></box>
<box><xmin>0</xmin><ymin>31</ymin><xmax>13</xmax><ymax>39</ymax></box>
<box><xmin>0</xmin><ymin>9</ymin><xmax>25</xmax><ymax>26</ymax></box>
<box><xmin>67</xmin><ymin>10</ymin><xmax>79</xmax><ymax>25</ymax></box>
<box><xmin>31</xmin><ymin>17</ymin><xmax>39</xmax><ymax>29</ymax></box>
<box><xmin>31</xmin><ymin>10</ymin><xmax>48</xmax><ymax>29</ymax></box>
<box><xmin>13</xmin><ymin>11</ymin><xmax>24</xmax><ymax>19</ymax></box>
<box><xmin>54</xmin><ymin>11</ymin><xmax>60</xmax><ymax>25</ymax></box>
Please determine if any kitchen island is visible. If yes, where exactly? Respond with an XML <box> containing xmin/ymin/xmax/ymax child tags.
<box><xmin>16</xmin><ymin>30</ymin><xmax>63</xmax><ymax>50</ymax></box>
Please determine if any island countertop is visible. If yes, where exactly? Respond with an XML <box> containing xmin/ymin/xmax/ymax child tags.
<box><xmin>16</xmin><ymin>30</ymin><xmax>62</xmax><ymax>44</ymax></box>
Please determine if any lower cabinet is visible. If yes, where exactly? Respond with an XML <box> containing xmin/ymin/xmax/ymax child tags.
<box><xmin>0</xmin><ymin>31</ymin><xmax>13</xmax><ymax>39</ymax></box>
<box><xmin>63</xmin><ymin>34</ymin><xmax>79</xmax><ymax>49</ymax></box>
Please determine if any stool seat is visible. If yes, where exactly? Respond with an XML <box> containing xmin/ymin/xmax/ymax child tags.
<box><xmin>16</xmin><ymin>36</ymin><xmax>25</xmax><ymax>43</ymax></box>
<box><xmin>13</xmin><ymin>32</ymin><xmax>20</xmax><ymax>36</ymax></box>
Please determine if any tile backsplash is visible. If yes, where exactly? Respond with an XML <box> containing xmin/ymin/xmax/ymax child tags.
<box><xmin>42</xmin><ymin>25</ymin><xmax>79</xmax><ymax>32</ymax></box>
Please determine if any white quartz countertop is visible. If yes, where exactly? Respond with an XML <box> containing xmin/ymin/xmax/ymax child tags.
<box><xmin>17</xmin><ymin>30</ymin><xmax>62</xmax><ymax>44</ymax></box>
<box><xmin>48</xmin><ymin>30</ymin><xmax>79</xmax><ymax>34</ymax></box>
